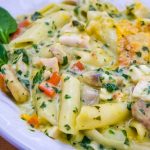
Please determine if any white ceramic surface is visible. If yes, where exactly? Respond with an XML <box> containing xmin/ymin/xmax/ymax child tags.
<box><xmin>0</xmin><ymin>0</ymin><xmax>150</xmax><ymax>150</ymax></box>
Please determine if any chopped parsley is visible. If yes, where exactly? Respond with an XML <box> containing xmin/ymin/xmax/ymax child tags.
<box><xmin>64</xmin><ymin>76</ymin><xmax>70</xmax><ymax>82</ymax></box>
<box><xmin>33</xmin><ymin>66</ymin><xmax>45</xmax><ymax>86</ymax></box>
<box><xmin>52</xmin><ymin>87</ymin><xmax>61</xmax><ymax>94</ymax></box>
<box><xmin>109</xmin><ymin>129</ymin><xmax>115</xmax><ymax>134</ymax></box>
<box><xmin>136</xmin><ymin>52</ymin><xmax>142</xmax><ymax>57</ymax></box>
<box><xmin>99</xmin><ymin>144</ymin><xmax>104</xmax><ymax>150</ymax></box>
<box><xmin>74</xmin><ymin>6</ymin><xmax>80</xmax><ymax>15</ymax></box>
<box><xmin>65</xmin><ymin>94</ymin><xmax>71</xmax><ymax>99</ymax></box>
<box><xmin>104</xmin><ymin>83</ymin><xmax>118</xmax><ymax>93</ymax></box>
<box><xmin>94</xmin><ymin>106</ymin><xmax>100</xmax><ymax>110</ymax></box>
<box><xmin>62</xmin><ymin>56</ymin><xmax>68</xmax><ymax>66</ymax></box>
<box><xmin>142</xmin><ymin>46</ymin><xmax>149</xmax><ymax>52</ymax></box>
<box><xmin>139</xmin><ymin>108</ymin><xmax>145</xmax><ymax>115</ymax></box>
<box><xmin>66</xmin><ymin>134</ymin><xmax>72</xmax><ymax>140</ymax></box>
<box><xmin>122</xmin><ymin>74</ymin><xmax>130</xmax><ymax>80</ymax></box>
<box><xmin>32</xmin><ymin>44</ymin><xmax>38</xmax><ymax>49</ymax></box>
<box><xmin>80</xmin><ymin>136</ymin><xmax>94</xmax><ymax>150</ymax></box>
<box><xmin>89</xmin><ymin>5</ymin><xmax>96</xmax><ymax>11</ymax></box>
<box><xmin>17</xmin><ymin>70</ymin><xmax>22</xmax><ymax>75</ymax></box>
<box><xmin>93</xmin><ymin>116</ymin><xmax>101</xmax><ymax>120</ymax></box>
<box><xmin>72</xmin><ymin>20</ymin><xmax>85</xmax><ymax>31</ymax></box>
<box><xmin>73</xmin><ymin>107</ymin><xmax>78</xmax><ymax>113</ymax></box>
<box><xmin>40</xmin><ymin>102</ymin><xmax>46</xmax><ymax>109</ymax></box>
<box><xmin>13</xmin><ymin>49</ymin><xmax>29</xmax><ymax>65</ymax></box>
<box><xmin>146</xmin><ymin>102</ymin><xmax>150</xmax><ymax>108</ymax></box>
<box><xmin>127</xmin><ymin>102</ymin><xmax>133</xmax><ymax>111</ymax></box>
<box><xmin>64</xmin><ymin>124</ymin><xmax>71</xmax><ymax>130</ymax></box>
<box><xmin>31</xmin><ymin>12</ymin><xmax>42</xmax><ymax>21</ymax></box>
<box><xmin>122</xmin><ymin>130</ymin><xmax>130</xmax><ymax>145</ymax></box>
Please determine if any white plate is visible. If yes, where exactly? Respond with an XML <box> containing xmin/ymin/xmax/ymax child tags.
<box><xmin>0</xmin><ymin>0</ymin><xmax>149</xmax><ymax>150</ymax></box>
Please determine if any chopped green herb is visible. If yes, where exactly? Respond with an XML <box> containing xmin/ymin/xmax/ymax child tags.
<box><xmin>89</xmin><ymin>5</ymin><xmax>96</xmax><ymax>11</ymax></box>
<box><xmin>104</xmin><ymin>43</ymin><xmax>109</xmax><ymax>48</ymax></box>
<box><xmin>44</xmin><ymin>129</ymin><xmax>49</xmax><ymax>137</ymax></box>
<box><xmin>65</xmin><ymin>94</ymin><xmax>71</xmax><ymax>99</ymax></box>
<box><xmin>73</xmin><ymin>107</ymin><xmax>78</xmax><ymax>113</ymax></box>
<box><xmin>136</xmin><ymin>52</ymin><xmax>142</xmax><ymax>57</ymax></box>
<box><xmin>40</xmin><ymin>102</ymin><xmax>46</xmax><ymax>109</ymax></box>
<box><xmin>99</xmin><ymin>144</ymin><xmax>104</xmax><ymax>150</ymax></box>
<box><xmin>62</xmin><ymin>56</ymin><xmax>68</xmax><ymax>66</ymax></box>
<box><xmin>104</xmin><ymin>83</ymin><xmax>118</xmax><ymax>93</ymax></box>
<box><xmin>142</xmin><ymin>46</ymin><xmax>149</xmax><ymax>52</ymax></box>
<box><xmin>13</xmin><ymin>49</ymin><xmax>29</xmax><ymax>65</ymax></box>
<box><xmin>74</xmin><ymin>6</ymin><xmax>80</xmax><ymax>15</ymax></box>
<box><xmin>122</xmin><ymin>130</ymin><xmax>127</xmax><ymax>136</ymax></box>
<box><xmin>95</xmin><ymin>106</ymin><xmax>100</xmax><ymax>110</ymax></box>
<box><xmin>64</xmin><ymin>124</ymin><xmax>71</xmax><ymax>130</ymax></box>
<box><xmin>72</xmin><ymin>20</ymin><xmax>80</xmax><ymax>26</ymax></box>
<box><xmin>127</xmin><ymin>102</ymin><xmax>133</xmax><ymax>111</ymax></box>
<box><xmin>139</xmin><ymin>109</ymin><xmax>145</xmax><ymax>115</ymax></box>
<box><xmin>124</xmin><ymin>138</ymin><xmax>130</xmax><ymax>145</ymax></box>
<box><xmin>80</xmin><ymin>136</ymin><xmax>94</xmax><ymax>150</ymax></box>
<box><xmin>146</xmin><ymin>103</ymin><xmax>150</xmax><ymax>108</ymax></box>
<box><xmin>93</xmin><ymin>116</ymin><xmax>101</xmax><ymax>120</ymax></box>
<box><xmin>33</xmin><ymin>66</ymin><xmax>45</xmax><ymax>86</ymax></box>
<box><xmin>31</xmin><ymin>12</ymin><xmax>42</xmax><ymax>21</ymax></box>
<box><xmin>45</xmin><ymin>22</ymin><xmax>49</xmax><ymax>25</ymax></box>
<box><xmin>122</xmin><ymin>74</ymin><xmax>130</xmax><ymax>80</ymax></box>
<box><xmin>32</xmin><ymin>44</ymin><xmax>38</xmax><ymax>49</ymax></box>
<box><xmin>109</xmin><ymin>129</ymin><xmax>115</xmax><ymax>134</ymax></box>
<box><xmin>72</xmin><ymin>20</ymin><xmax>85</xmax><ymax>31</ymax></box>
<box><xmin>48</xmin><ymin>30</ymin><xmax>53</xmax><ymax>36</ymax></box>
<box><xmin>140</xmin><ymin>21</ymin><xmax>145</xmax><ymax>26</ymax></box>
<box><xmin>66</xmin><ymin>134</ymin><xmax>72</xmax><ymax>140</ymax></box>
<box><xmin>122</xmin><ymin>129</ymin><xmax>130</xmax><ymax>145</ymax></box>
<box><xmin>64</xmin><ymin>76</ymin><xmax>70</xmax><ymax>81</ymax></box>
<box><xmin>52</xmin><ymin>87</ymin><xmax>61</xmax><ymax>93</ymax></box>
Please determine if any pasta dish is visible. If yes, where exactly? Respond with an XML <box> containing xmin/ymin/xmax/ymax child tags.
<box><xmin>0</xmin><ymin>0</ymin><xmax>150</xmax><ymax>149</ymax></box>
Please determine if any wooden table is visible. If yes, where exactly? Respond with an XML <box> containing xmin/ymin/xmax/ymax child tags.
<box><xmin>0</xmin><ymin>137</ymin><xmax>17</xmax><ymax>150</ymax></box>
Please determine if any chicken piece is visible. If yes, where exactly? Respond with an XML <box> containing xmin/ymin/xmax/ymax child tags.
<box><xmin>50</xmin><ymin>43</ymin><xmax>68</xmax><ymax>65</ymax></box>
<box><xmin>81</xmin><ymin>71</ymin><xmax>102</xmax><ymax>87</ymax></box>
<box><xmin>81</xmin><ymin>70</ymin><xmax>123</xmax><ymax>87</ymax></box>
<box><xmin>132</xmin><ymin>79</ymin><xmax>150</xmax><ymax>101</ymax></box>
<box><xmin>59</xmin><ymin>34</ymin><xmax>90</xmax><ymax>48</ymax></box>
<box><xmin>2</xmin><ymin>65</ymin><xmax>29</xmax><ymax>103</ymax></box>
<box><xmin>81</xmin><ymin>85</ymin><xmax>99</xmax><ymax>105</ymax></box>
<box><xmin>132</xmin><ymin>100</ymin><xmax>150</xmax><ymax>130</ymax></box>
<box><xmin>33</xmin><ymin>57</ymin><xmax>59</xmax><ymax>72</ymax></box>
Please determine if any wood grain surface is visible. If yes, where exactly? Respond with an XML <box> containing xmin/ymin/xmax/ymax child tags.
<box><xmin>0</xmin><ymin>137</ymin><xmax>17</xmax><ymax>150</ymax></box>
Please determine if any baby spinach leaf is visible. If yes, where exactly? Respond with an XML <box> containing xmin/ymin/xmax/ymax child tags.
<box><xmin>13</xmin><ymin>49</ymin><xmax>29</xmax><ymax>65</ymax></box>
<box><xmin>31</xmin><ymin>12</ymin><xmax>42</xmax><ymax>21</ymax></box>
<box><xmin>33</xmin><ymin>66</ymin><xmax>45</xmax><ymax>86</ymax></box>
<box><xmin>0</xmin><ymin>44</ymin><xmax>8</xmax><ymax>68</ymax></box>
<box><xmin>0</xmin><ymin>7</ymin><xmax>17</xmax><ymax>43</ymax></box>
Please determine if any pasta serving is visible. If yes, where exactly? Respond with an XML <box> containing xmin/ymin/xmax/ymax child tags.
<box><xmin>0</xmin><ymin>0</ymin><xmax>150</xmax><ymax>149</ymax></box>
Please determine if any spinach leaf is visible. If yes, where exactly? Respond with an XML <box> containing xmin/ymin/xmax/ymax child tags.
<box><xmin>33</xmin><ymin>66</ymin><xmax>45</xmax><ymax>86</ymax></box>
<box><xmin>80</xmin><ymin>136</ymin><xmax>94</xmax><ymax>150</ymax></box>
<box><xmin>62</xmin><ymin>56</ymin><xmax>68</xmax><ymax>66</ymax></box>
<box><xmin>0</xmin><ymin>44</ymin><xmax>8</xmax><ymax>67</ymax></box>
<box><xmin>13</xmin><ymin>49</ymin><xmax>29</xmax><ymax>65</ymax></box>
<box><xmin>0</xmin><ymin>7</ymin><xmax>17</xmax><ymax>43</ymax></box>
<box><xmin>31</xmin><ymin>12</ymin><xmax>42</xmax><ymax>21</ymax></box>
